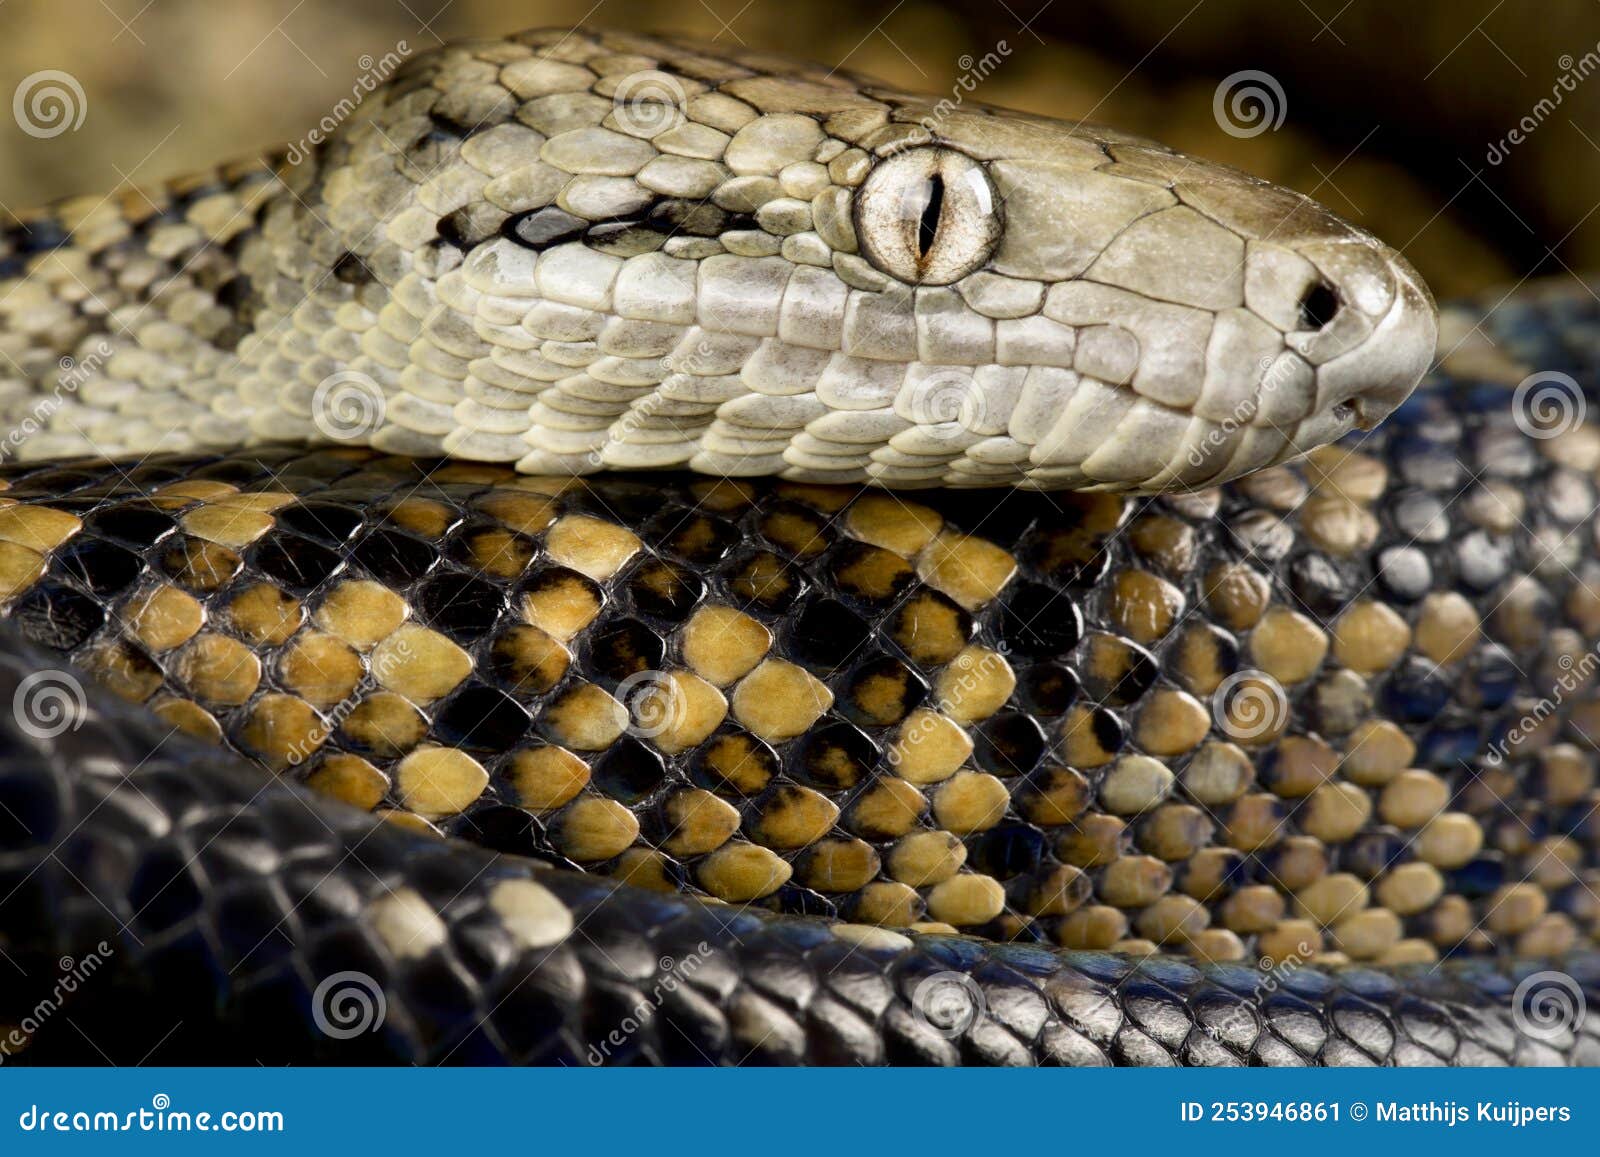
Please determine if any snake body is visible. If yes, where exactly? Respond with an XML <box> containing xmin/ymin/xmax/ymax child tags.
<box><xmin>0</xmin><ymin>26</ymin><xmax>1595</xmax><ymax>1066</ymax></box>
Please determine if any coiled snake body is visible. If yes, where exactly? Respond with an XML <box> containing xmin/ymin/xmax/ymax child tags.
<box><xmin>0</xmin><ymin>26</ymin><xmax>1595</xmax><ymax>1066</ymax></box>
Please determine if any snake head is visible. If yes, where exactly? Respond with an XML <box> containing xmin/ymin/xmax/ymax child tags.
<box><xmin>844</xmin><ymin>109</ymin><xmax>1438</xmax><ymax>491</ymax></box>
<box><xmin>247</xmin><ymin>28</ymin><xmax>1437</xmax><ymax>493</ymax></box>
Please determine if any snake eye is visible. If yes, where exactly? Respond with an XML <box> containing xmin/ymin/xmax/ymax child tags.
<box><xmin>854</xmin><ymin>147</ymin><xmax>1002</xmax><ymax>285</ymax></box>
<box><xmin>1298</xmin><ymin>280</ymin><xmax>1340</xmax><ymax>330</ymax></box>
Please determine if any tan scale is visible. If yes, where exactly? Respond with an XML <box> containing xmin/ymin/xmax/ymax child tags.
<box><xmin>696</xmin><ymin>842</ymin><xmax>792</xmax><ymax>901</ymax></box>
<box><xmin>305</xmin><ymin>753</ymin><xmax>391</xmax><ymax>812</ymax></box>
<box><xmin>557</xmin><ymin>796</ymin><xmax>641</xmax><ymax>862</ymax></box>
<box><xmin>371</xmin><ymin>625</ymin><xmax>472</xmax><ymax>702</ymax></box>
<box><xmin>277</xmin><ymin>632</ymin><xmax>364</xmax><ymax>708</ymax></box>
<box><xmin>122</xmin><ymin>584</ymin><xmax>205</xmax><ymax>652</ymax></box>
<box><xmin>315</xmin><ymin>580</ymin><xmax>410</xmax><ymax>649</ymax></box>
<box><xmin>931</xmin><ymin>771</ymin><xmax>1010</xmax><ymax>834</ymax></box>
<box><xmin>679</xmin><ymin>605</ymin><xmax>771</xmax><ymax>686</ymax></box>
<box><xmin>541</xmin><ymin>683</ymin><xmax>629</xmax><ymax>750</ymax></box>
<box><xmin>339</xmin><ymin>693</ymin><xmax>428</xmax><ymax>760</ymax></box>
<box><xmin>1108</xmin><ymin>569</ymin><xmax>1185</xmax><ymax>644</ymax></box>
<box><xmin>221</xmin><ymin>584</ymin><xmax>304</xmax><ymax>647</ymax></box>
<box><xmin>395</xmin><ymin>747</ymin><xmax>492</xmax><ymax>820</ymax></box>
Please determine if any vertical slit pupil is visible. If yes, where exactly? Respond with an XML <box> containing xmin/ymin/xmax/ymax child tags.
<box><xmin>917</xmin><ymin>173</ymin><xmax>945</xmax><ymax>260</ymax></box>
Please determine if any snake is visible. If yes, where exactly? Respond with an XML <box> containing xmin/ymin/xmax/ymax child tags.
<box><xmin>0</xmin><ymin>24</ymin><xmax>1595</xmax><ymax>1066</ymax></box>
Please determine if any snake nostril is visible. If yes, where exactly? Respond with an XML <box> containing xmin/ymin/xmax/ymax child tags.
<box><xmin>1298</xmin><ymin>280</ymin><xmax>1340</xmax><ymax>330</ymax></box>
<box><xmin>1335</xmin><ymin>398</ymin><xmax>1376</xmax><ymax>429</ymax></box>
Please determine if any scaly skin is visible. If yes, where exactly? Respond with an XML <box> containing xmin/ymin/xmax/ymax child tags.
<box><xmin>0</xmin><ymin>27</ymin><xmax>1432</xmax><ymax>492</ymax></box>
<box><xmin>0</xmin><ymin>619</ymin><xmax>1595</xmax><ymax>1066</ymax></box>
<box><xmin>0</xmin><ymin>27</ymin><xmax>1589</xmax><ymax>1067</ymax></box>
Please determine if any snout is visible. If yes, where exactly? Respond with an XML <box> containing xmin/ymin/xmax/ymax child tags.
<box><xmin>1306</xmin><ymin>249</ymin><xmax>1439</xmax><ymax>429</ymax></box>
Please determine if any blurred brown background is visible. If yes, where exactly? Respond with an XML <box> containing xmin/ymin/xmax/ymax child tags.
<box><xmin>3</xmin><ymin>0</ymin><xmax>1598</xmax><ymax>297</ymax></box>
